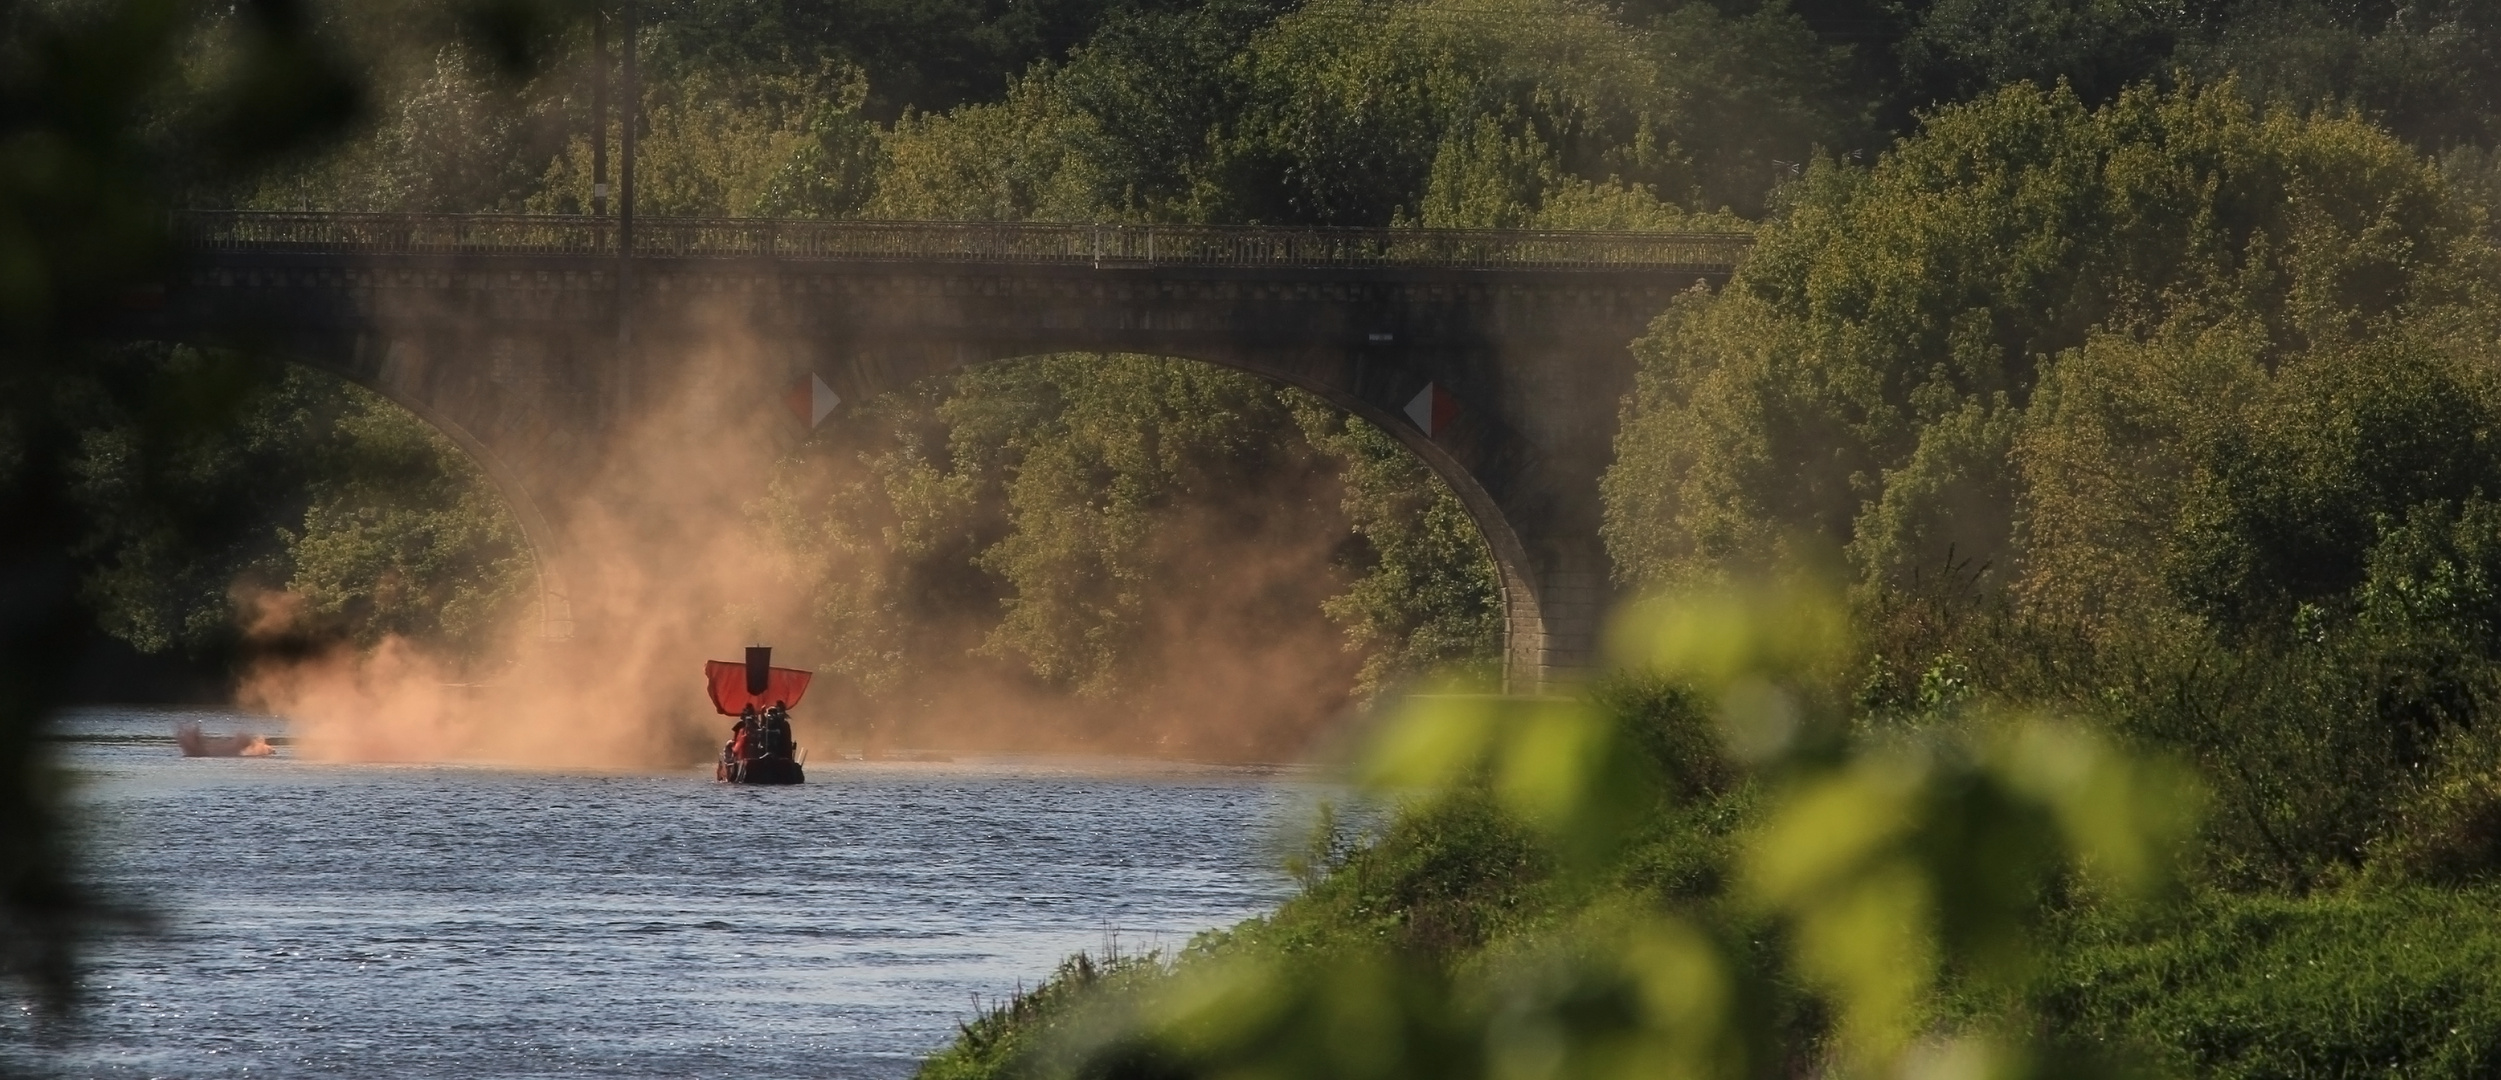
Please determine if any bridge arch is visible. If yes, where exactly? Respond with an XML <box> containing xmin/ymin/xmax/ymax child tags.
<box><xmin>902</xmin><ymin>345</ymin><xmax>1548</xmax><ymax>692</ymax></box>
<box><xmin>349</xmin><ymin>376</ymin><xmax>576</xmax><ymax>643</ymax></box>
<box><xmin>1214</xmin><ymin>355</ymin><xmax>1541</xmax><ymax>686</ymax></box>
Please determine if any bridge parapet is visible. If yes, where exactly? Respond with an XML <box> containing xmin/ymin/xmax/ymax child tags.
<box><xmin>175</xmin><ymin>210</ymin><xmax>1750</xmax><ymax>274</ymax></box>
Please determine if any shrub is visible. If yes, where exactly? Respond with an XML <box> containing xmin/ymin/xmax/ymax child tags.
<box><xmin>2038</xmin><ymin>888</ymin><xmax>2501</xmax><ymax>1079</ymax></box>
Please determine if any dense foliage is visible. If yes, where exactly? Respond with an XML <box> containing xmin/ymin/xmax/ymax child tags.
<box><xmin>66</xmin><ymin>348</ymin><xmax>532</xmax><ymax>668</ymax></box>
<box><xmin>1605</xmin><ymin>79</ymin><xmax>2495</xmax><ymax>596</ymax></box>
<box><xmin>22</xmin><ymin>0</ymin><xmax>2501</xmax><ymax>1068</ymax></box>
<box><xmin>118</xmin><ymin>0</ymin><xmax>2501</xmax><ymax>736</ymax></box>
<box><xmin>755</xmin><ymin>356</ymin><xmax>1500</xmax><ymax>754</ymax></box>
<box><xmin>885</xmin><ymin>5</ymin><xmax>2501</xmax><ymax>1077</ymax></box>
<box><xmin>255</xmin><ymin>0</ymin><xmax>1847</xmax><ymax>222</ymax></box>
<box><xmin>1605</xmin><ymin>79</ymin><xmax>2501</xmax><ymax>891</ymax></box>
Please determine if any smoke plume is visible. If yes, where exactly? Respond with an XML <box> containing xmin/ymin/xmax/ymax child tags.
<box><xmin>236</xmin><ymin>307</ymin><xmax>1383</xmax><ymax>768</ymax></box>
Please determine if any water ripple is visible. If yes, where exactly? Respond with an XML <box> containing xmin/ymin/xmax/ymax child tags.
<box><xmin>14</xmin><ymin>709</ymin><xmax>1321</xmax><ymax>1079</ymax></box>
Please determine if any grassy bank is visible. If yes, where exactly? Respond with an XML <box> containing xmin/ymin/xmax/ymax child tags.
<box><xmin>915</xmin><ymin>653</ymin><xmax>2501</xmax><ymax>1079</ymax></box>
<box><xmin>921</xmin><ymin>806</ymin><xmax>2501</xmax><ymax>1080</ymax></box>
<box><xmin>2038</xmin><ymin>889</ymin><xmax>2501</xmax><ymax>1077</ymax></box>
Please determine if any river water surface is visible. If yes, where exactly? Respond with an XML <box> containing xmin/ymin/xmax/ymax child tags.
<box><xmin>21</xmin><ymin>708</ymin><xmax>1316</xmax><ymax>1078</ymax></box>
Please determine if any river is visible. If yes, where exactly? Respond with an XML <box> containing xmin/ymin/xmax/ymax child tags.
<box><xmin>18</xmin><ymin>708</ymin><xmax>1320</xmax><ymax>1078</ymax></box>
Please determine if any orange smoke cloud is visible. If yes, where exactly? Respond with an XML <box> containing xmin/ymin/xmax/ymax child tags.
<box><xmin>237</xmin><ymin>305</ymin><xmax>1391</xmax><ymax>769</ymax></box>
<box><xmin>238</xmin><ymin>309</ymin><xmax>823</xmax><ymax>769</ymax></box>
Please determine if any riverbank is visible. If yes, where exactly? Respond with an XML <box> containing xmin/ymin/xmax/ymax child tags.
<box><xmin>915</xmin><ymin>674</ymin><xmax>2501</xmax><ymax>1079</ymax></box>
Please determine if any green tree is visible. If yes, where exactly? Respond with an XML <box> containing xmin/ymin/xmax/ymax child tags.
<box><xmin>1048</xmin><ymin>0</ymin><xmax>1286</xmax><ymax>221</ymax></box>
<box><xmin>279</xmin><ymin>384</ymin><xmax>534</xmax><ymax>662</ymax></box>
<box><xmin>1603</xmin><ymin>80</ymin><xmax>2501</xmax><ymax>885</ymax></box>
<box><xmin>657</xmin><ymin>0</ymin><xmax>1162</xmax><ymax>121</ymax></box>
<box><xmin>66</xmin><ymin>352</ymin><xmax>531</xmax><ymax>669</ymax></box>
<box><xmin>1895</xmin><ymin>0</ymin><xmax>2178</xmax><ymax>107</ymax></box>
<box><xmin>1293</xmin><ymin>399</ymin><xmax>1501</xmax><ymax>699</ymax></box>
<box><xmin>1216</xmin><ymin>0</ymin><xmax>1849</xmax><ymax>224</ymax></box>
<box><xmin>1604</xmin><ymin>79</ymin><xmax>2495</xmax><ymax>601</ymax></box>
<box><xmin>2178</xmin><ymin>0</ymin><xmax>2501</xmax><ymax>152</ymax></box>
<box><xmin>533</xmin><ymin>59</ymin><xmax>882</xmax><ymax>217</ymax></box>
<box><xmin>760</xmin><ymin>356</ymin><xmax>1504</xmax><ymax>748</ymax></box>
<box><xmin>868</xmin><ymin>71</ymin><xmax>1102</xmax><ymax>220</ymax></box>
<box><xmin>966</xmin><ymin>356</ymin><xmax>1338</xmax><ymax>703</ymax></box>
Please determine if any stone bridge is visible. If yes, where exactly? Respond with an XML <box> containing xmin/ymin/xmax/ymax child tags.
<box><xmin>115</xmin><ymin>211</ymin><xmax>1746</xmax><ymax>691</ymax></box>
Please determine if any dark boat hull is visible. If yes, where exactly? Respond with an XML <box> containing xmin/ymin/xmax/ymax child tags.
<box><xmin>175</xmin><ymin>724</ymin><xmax>273</xmax><ymax>757</ymax></box>
<box><xmin>716</xmin><ymin>756</ymin><xmax>805</xmax><ymax>785</ymax></box>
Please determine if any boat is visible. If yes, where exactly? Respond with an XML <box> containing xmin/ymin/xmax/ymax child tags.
<box><xmin>174</xmin><ymin>721</ymin><xmax>274</xmax><ymax>757</ymax></box>
<box><xmin>706</xmin><ymin>645</ymin><xmax>810</xmax><ymax>785</ymax></box>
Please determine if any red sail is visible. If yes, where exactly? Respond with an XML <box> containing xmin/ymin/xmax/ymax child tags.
<box><xmin>704</xmin><ymin>660</ymin><xmax>813</xmax><ymax>716</ymax></box>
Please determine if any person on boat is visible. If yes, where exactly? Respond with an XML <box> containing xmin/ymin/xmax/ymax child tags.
<box><xmin>762</xmin><ymin>702</ymin><xmax>793</xmax><ymax>757</ymax></box>
<box><xmin>727</xmin><ymin>704</ymin><xmax>757</xmax><ymax>764</ymax></box>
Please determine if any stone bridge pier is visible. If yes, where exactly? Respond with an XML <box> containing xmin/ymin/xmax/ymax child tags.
<box><xmin>120</xmin><ymin>214</ymin><xmax>1740</xmax><ymax>691</ymax></box>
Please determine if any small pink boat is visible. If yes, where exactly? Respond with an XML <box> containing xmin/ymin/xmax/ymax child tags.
<box><xmin>174</xmin><ymin>721</ymin><xmax>274</xmax><ymax>758</ymax></box>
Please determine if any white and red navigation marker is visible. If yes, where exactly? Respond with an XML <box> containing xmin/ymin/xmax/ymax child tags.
<box><xmin>787</xmin><ymin>372</ymin><xmax>841</xmax><ymax>429</ymax></box>
<box><xmin>1404</xmin><ymin>382</ymin><xmax>1459</xmax><ymax>438</ymax></box>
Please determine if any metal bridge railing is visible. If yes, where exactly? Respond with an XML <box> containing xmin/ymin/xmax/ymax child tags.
<box><xmin>174</xmin><ymin>211</ymin><xmax>1751</xmax><ymax>273</ymax></box>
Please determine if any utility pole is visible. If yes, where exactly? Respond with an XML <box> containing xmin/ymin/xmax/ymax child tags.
<box><xmin>590</xmin><ymin>2</ymin><xmax>608</xmax><ymax>221</ymax></box>
<box><xmin>611</xmin><ymin>0</ymin><xmax>639</xmax><ymax>424</ymax></box>
<box><xmin>618</xmin><ymin>0</ymin><xmax>637</xmax><ymax>263</ymax></box>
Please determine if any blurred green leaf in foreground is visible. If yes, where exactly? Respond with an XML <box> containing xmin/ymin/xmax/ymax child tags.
<box><xmin>0</xmin><ymin>0</ymin><xmax>559</xmax><ymax>1029</ymax></box>
<box><xmin>0</xmin><ymin>0</ymin><xmax>359</xmax><ymax>1021</ymax></box>
<box><xmin>1049</xmin><ymin>576</ymin><xmax>2203</xmax><ymax>1080</ymax></box>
